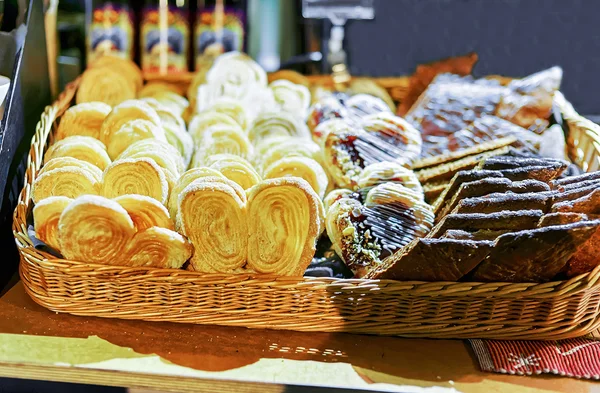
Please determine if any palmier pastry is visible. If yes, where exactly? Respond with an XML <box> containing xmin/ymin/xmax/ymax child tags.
<box><xmin>76</xmin><ymin>67</ymin><xmax>136</xmax><ymax>106</ymax></box>
<box><xmin>113</xmin><ymin>194</ymin><xmax>174</xmax><ymax>231</ymax></box>
<box><xmin>267</xmin><ymin>69</ymin><xmax>310</xmax><ymax>87</ymax></box>
<box><xmin>162</xmin><ymin>122</ymin><xmax>194</xmax><ymax>168</ymax></box>
<box><xmin>32</xmin><ymin>167</ymin><xmax>100</xmax><ymax>203</ymax></box>
<box><xmin>150</xmin><ymin>91</ymin><xmax>189</xmax><ymax>117</ymax></box>
<box><xmin>124</xmin><ymin>227</ymin><xmax>192</xmax><ymax>269</ymax></box>
<box><xmin>102</xmin><ymin>158</ymin><xmax>169</xmax><ymax>204</ymax></box>
<box><xmin>118</xmin><ymin>139</ymin><xmax>185</xmax><ymax>186</ymax></box>
<box><xmin>207</xmin><ymin>154</ymin><xmax>262</xmax><ymax>190</ymax></box>
<box><xmin>248</xmin><ymin>112</ymin><xmax>311</xmax><ymax>146</ymax></box>
<box><xmin>209</xmin><ymin>97</ymin><xmax>249</xmax><ymax>130</ymax></box>
<box><xmin>256</xmin><ymin>137</ymin><xmax>322</xmax><ymax>173</ymax></box>
<box><xmin>140</xmin><ymin>97</ymin><xmax>187</xmax><ymax>131</ymax></box>
<box><xmin>205</xmin><ymin>52</ymin><xmax>267</xmax><ymax>101</ymax></box>
<box><xmin>100</xmin><ymin>100</ymin><xmax>162</xmax><ymax>145</ymax></box>
<box><xmin>139</xmin><ymin>81</ymin><xmax>186</xmax><ymax>98</ymax></box>
<box><xmin>263</xmin><ymin>157</ymin><xmax>328</xmax><ymax>199</ymax></box>
<box><xmin>58</xmin><ymin>195</ymin><xmax>136</xmax><ymax>265</ymax></box>
<box><xmin>247</xmin><ymin>178</ymin><xmax>324</xmax><ymax>276</ymax></box>
<box><xmin>33</xmin><ymin>196</ymin><xmax>73</xmax><ymax>250</ymax></box>
<box><xmin>361</xmin><ymin>112</ymin><xmax>422</xmax><ymax>167</ymax></box>
<box><xmin>106</xmin><ymin>119</ymin><xmax>167</xmax><ymax>160</ymax></box>
<box><xmin>167</xmin><ymin>167</ymin><xmax>225</xmax><ymax>220</ymax></box>
<box><xmin>55</xmin><ymin>102</ymin><xmax>112</xmax><ymax>141</ymax></box>
<box><xmin>270</xmin><ymin>80</ymin><xmax>311</xmax><ymax>119</ymax></box>
<box><xmin>191</xmin><ymin>125</ymin><xmax>253</xmax><ymax>167</ymax></box>
<box><xmin>357</xmin><ymin>162</ymin><xmax>424</xmax><ymax>196</ymax></box>
<box><xmin>44</xmin><ymin>136</ymin><xmax>111</xmax><ymax>170</ymax></box>
<box><xmin>179</xmin><ymin>178</ymin><xmax>248</xmax><ymax>273</ymax></box>
<box><xmin>39</xmin><ymin>157</ymin><xmax>103</xmax><ymax>182</ymax></box>
<box><xmin>88</xmin><ymin>54</ymin><xmax>143</xmax><ymax>92</ymax></box>
<box><xmin>326</xmin><ymin>183</ymin><xmax>434</xmax><ymax>277</ymax></box>
<box><xmin>188</xmin><ymin>111</ymin><xmax>241</xmax><ymax>145</ymax></box>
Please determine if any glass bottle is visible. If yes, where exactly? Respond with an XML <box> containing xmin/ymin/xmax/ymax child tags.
<box><xmin>85</xmin><ymin>0</ymin><xmax>134</xmax><ymax>64</ymax></box>
<box><xmin>140</xmin><ymin>0</ymin><xmax>190</xmax><ymax>75</ymax></box>
<box><xmin>194</xmin><ymin>0</ymin><xmax>247</xmax><ymax>71</ymax></box>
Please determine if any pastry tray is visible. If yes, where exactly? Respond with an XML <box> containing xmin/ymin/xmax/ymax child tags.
<box><xmin>13</xmin><ymin>75</ymin><xmax>600</xmax><ymax>340</ymax></box>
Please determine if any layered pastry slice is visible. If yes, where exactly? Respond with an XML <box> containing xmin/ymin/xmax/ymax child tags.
<box><xmin>247</xmin><ymin>178</ymin><xmax>324</xmax><ymax>276</ymax></box>
<box><xmin>179</xmin><ymin>177</ymin><xmax>248</xmax><ymax>273</ymax></box>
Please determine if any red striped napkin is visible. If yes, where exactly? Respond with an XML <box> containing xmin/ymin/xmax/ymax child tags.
<box><xmin>470</xmin><ymin>338</ymin><xmax>600</xmax><ymax>379</ymax></box>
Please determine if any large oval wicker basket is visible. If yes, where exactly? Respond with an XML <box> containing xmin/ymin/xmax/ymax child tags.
<box><xmin>12</xmin><ymin>75</ymin><xmax>600</xmax><ymax>340</ymax></box>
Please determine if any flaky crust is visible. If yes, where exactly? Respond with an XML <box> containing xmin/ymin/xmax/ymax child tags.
<box><xmin>179</xmin><ymin>179</ymin><xmax>248</xmax><ymax>273</ymax></box>
<box><xmin>33</xmin><ymin>196</ymin><xmax>73</xmax><ymax>250</ymax></box>
<box><xmin>55</xmin><ymin>102</ymin><xmax>112</xmax><ymax>141</ymax></box>
<box><xmin>58</xmin><ymin>195</ymin><xmax>136</xmax><ymax>265</ymax></box>
<box><xmin>102</xmin><ymin>158</ymin><xmax>169</xmax><ymax>204</ymax></box>
<box><xmin>246</xmin><ymin>178</ymin><xmax>323</xmax><ymax>276</ymax></box>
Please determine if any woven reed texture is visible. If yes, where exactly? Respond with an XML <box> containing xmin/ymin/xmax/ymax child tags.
<box><xmin>13</xmin><ymin>77</ymin><xmax>600</xmax><ymax>340</ymax></box>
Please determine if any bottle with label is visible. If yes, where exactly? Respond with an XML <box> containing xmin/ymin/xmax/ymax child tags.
<box><xmin>85</xmin><ymin>0</ymin><xmax>135</xmax><ymax>64</ymax></box>
<box><xmin>140</xmin><ymin>0</ymin><xmax>190</xmax><ymax>75</ymax></box>
<box><xmin>194</xmin><ymin>0</ymin><xmax>247</xmax><ymax>71</ymax></box>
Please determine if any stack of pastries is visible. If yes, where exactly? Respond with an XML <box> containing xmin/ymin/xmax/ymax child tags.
<box><xmin>30</xmin><ymin>53</ymin><xmax>600</xmax><ymax>283</ymax></box>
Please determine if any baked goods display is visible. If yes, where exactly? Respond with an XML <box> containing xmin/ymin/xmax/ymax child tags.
<box><xmin>29</xmin><ymin>52</ymin><xmax>600</xmax><ymax>284</ymax></box>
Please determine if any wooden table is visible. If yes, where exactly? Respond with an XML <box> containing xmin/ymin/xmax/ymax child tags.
<box><xmin>0</xmin><ymin>282</ymin><xmax>597</xmax><ymax>393</ymax></box>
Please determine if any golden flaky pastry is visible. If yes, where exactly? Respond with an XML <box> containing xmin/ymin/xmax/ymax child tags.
<box><xmin>248</xmin><ymin>112</ymin><xmax>311</xmax><ymax>146</ymax></box>
<box><xmin>263</xmin><ymin>157</ymin><xmax>328</xmax><ymax>199</ymax></box>
<box><xmin>100</xmin><ymin>100</ymin><xmax>162</xmax><ymax>145</ymax></box>
<box><xmin>255</xmin><ymin>137</ymin><xmax>322</xmax><ymax>173</ymax></box>
<box><xmin>32</xmin><ymin>167</ymin><xmax>100</xmax><ymax>204</ymax></box>
<box><xmin>207</xmin><ymin>154</ymin><xmax>262</xmax><ymax>190</ymax></box>
<box><xmin>39</xmin><ymin>157</ymin><xmax>103</xmax><ymax>182</ymax></box>
<box><xmin>106</xmin><ymin>119</ymin><xmax>167</xmax><ymax>160</ymax></box>
<box><xmin>118</xmin><ymin>139</ymin><xmax>185</xmax><ymax>187</ymax></box>
<box><xmin>179</xmin><ymin>178</ymin><xmax>248</xmax><ymax>273</ymax></box>
<box><xmin>33</xmin><ymin>196</ymin><xmax>73</xmax><ymax>250</ymax></box>
<box><xmin>269</xmin><ymin>80</ymin><xmax>311</xmax><ymax>119</ymax></box>
<box><xmin>151</xmin><ymin>91</ymin><xmax>189</xmax><ymax>117</ymax></box>
<box><xmin>102</xmin><ymin>158</ymin><xmax>169</xmax><ymax>205</ymax></box>
<box><xmin>139</xmin><ymin>81</ymin><xmax>186</xmax><ymax>98</ymax></box>
<box><xmin>58</xmin><ymin>195</ymin><xmax>136</xmax><ymax>265</ymax></box>
<box><xmin>166</xmin><ymin>167</ymin><xmax>225</xmax><ymax>220</ymax></box>
<box><xmin>191</xmin><ymin>125</ymin><xmax>253</xmax><ymax>167</ymax></box>
<box><xmin>113</xmin><ymin>194</ymin><xmax>174</xmax><ymax>231</ymax></box>
<box><xmin>123</xmin><ymin>227</ymin><xmax>192</xmax><ymax>269</ymax></box>
<box><xmin>44</xmin><ymin>136</ymin><xmax>111</xmax><ymax>170</ymax></box>
<box><xmin>207</xmin><ymin>98</ymin><xmax>249</xmax><ymax>130</ymax></box>
<box><xmin>163</xmin><ymin>122</ymin><xmax>194</xmax><ymax>168</ymax></box>
<box><xmin>88</xmin><ymin>55</ymin><xmax>144</xmax><ymax>92</ymax></box>
<box><xmin>246</xmin><ymin>178</ymin><xmax>324</xmax><ymax>276</ymax></box>
<box><xmin>188</xmin><ymin>111</ymin><xmax>240</xmax><ymax>145</ymax></box>
<box><xmin>55</xmin><ymin>102</ymin><xmax>112</xmax><ymax>141</ymax></box>
<box><xmin>76</xmin><ymin>67</ymin><xmax>136</xmax><ymax>106</ymax></box>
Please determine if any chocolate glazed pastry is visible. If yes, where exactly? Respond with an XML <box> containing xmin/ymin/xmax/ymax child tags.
<box><xmin>468</xmin><ymin>221</ymin><xmax>600</xmax><ymax>283</ymax></box>
<box><xmin>441</xmin><ymin>229</ymin><xmax>513</xmax><ymax>241</ymax></box>
<box><xmin>538</xmin><ymin>212</ymin><xmax>588</xmax><ymax>227</ymax></box>
<box><xmin>366</xmin><ymin>238</ymin><xmax>493</xmax><ymax>281</ymax></box>
<box><xmin>437</xmin><ymin>178</ymin><xmax>550</xmax><ymax>220</ymax></box>
<box><xmin>432</xmin><ymin>170</ymin><xmax>506</xmax><ymax>214</ymax></box>
<box><xmin>429</xmin><ymin>210</ymin><xmax>544</xmax><ymax>238</ymax></box>
<box><xmin>451</xmin><ymin>192</ymin><xmax>551</xmax><ymax>215</ymax></box>
<box><xmin>552</xmin><ymin>171</ymin><xmax>600</xmax><ymax>187</ymax></box>
<box><xmin>479</xmin><ymin>155</ymin><xmax>568</xmax><ymax>171</ymax></box>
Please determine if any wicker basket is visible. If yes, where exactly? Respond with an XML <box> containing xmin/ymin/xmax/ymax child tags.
<box><xmin>13</xmin><ymin>76</ymin><xmax>600</xmax><ymax>340</ymax></box>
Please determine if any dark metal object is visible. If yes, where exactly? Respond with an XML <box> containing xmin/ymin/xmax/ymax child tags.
<box><xmin>0</xmin><ymin>0</ymin><xmax>50</xmax><ymax>292</ymax></box>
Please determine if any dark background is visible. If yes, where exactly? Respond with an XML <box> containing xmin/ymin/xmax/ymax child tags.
<box><xmin>339</xmin><ymin>0</ymin><xmax>599</xmax><ymax>115</ymax></box>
